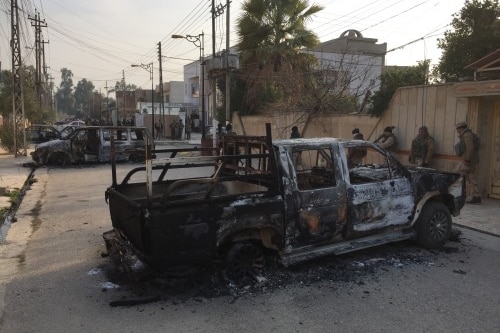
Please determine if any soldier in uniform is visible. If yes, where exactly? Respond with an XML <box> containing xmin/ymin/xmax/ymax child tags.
<box><xmin>454</xmin><ymin>121</ymin><xmax>481</xmax><ymax>204</ymax></box>
<box><xmin>348</xmin><ymin>128</ymin><xmax>367</xmax><ymax>167</ymax></box>
<box><xmin>374</xmin><ymin>126</ymin><xmax>397</xmax><ymax>152</ymax></box>
<box><xmin>409</xmin><ymin>126</ymin><xmax>435</xmax><ymax>167</ymax></box>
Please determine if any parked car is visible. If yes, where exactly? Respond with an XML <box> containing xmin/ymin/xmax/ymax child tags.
<box><xmin>25</xmin><ymin>124</ymin><xmax>60</xmax><ymax>143</ymax></box>
<box><xmin>31</xmin><ymin>126</ymin><xmax>152</xmax><ymax>166</ymax></box>
<box><xmin>65</xmin><ymin>120</ymin><xmax>86</xmax><ymax>127</ymax></box>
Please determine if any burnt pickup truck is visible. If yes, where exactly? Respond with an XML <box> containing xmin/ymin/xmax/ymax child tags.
<box><xmin>103</xmin><ymin>124</ymin><xmax>465</xmax><ymax>281</ymax></box>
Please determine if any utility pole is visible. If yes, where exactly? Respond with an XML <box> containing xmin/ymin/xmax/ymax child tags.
<box><xmin>29</xmin><ymin>11</ymin><xmax>47</xmax><ymax>108</ymax></box>
<box><xmin>11</xmin><ymin>0</ymin><xmax>26</xmax><ymax>156</ymax></box>
<box><xmin>225</xmin><ymin>0</ymin><xmax>231</xmax><ymax>122</ymax></box>
<box><xmin>158</xmin><ymin>42</ymin><xmax>165</xmax><ymax>138</ymax></box>
<box><xmin>211</xmin><ymin>0</ymin><xmax>231</xmax><ymax>123</ymax></box>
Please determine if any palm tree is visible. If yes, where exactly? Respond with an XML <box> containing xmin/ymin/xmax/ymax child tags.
<box><xmin>236</xmin><ymin>0</ymin><xmax>323</xmax><ymax>112</ymax></box>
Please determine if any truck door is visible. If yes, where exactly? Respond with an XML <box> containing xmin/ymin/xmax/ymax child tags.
<box><xmin>291</xmin><ymin>146</ymin><xmax>347</xmax><ymax>247</ymax></box>
<box><xmin>70</xmin><ymin>128</ymin><xmax>88</xmax><ymax>163</ymax></box>
<box><xmin>343</xmin><ymin>143</ymin><xmax>414</xmax><ymax>236</ymax></box>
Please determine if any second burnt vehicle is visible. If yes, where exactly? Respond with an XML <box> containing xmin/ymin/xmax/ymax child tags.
<box><xmin>31</xmin><ymin>126</ymin><xmax>152</xmax><ymax>166</ymax></box>
<box><xmin>103</xmin><ymin>124</ymin><xmax>465</xmax><ymax>281</ymax></box>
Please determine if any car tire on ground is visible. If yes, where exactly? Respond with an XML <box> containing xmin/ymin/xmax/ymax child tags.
<box><xmin>417</xmin><ymin>201</ymin><xmax>452</xmax><ymax>249</ymax></box>
<box><xmin>227</xmin><ymin>241</ymin><xmax>265</xmax><ymax>284</ymax></box>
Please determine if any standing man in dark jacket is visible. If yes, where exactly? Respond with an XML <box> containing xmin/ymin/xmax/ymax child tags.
<box><xmin>454</xmin><ymin>121</ymin><xmax>481</xmax><ymax>204</ymax></box>
<box><xmin>409</xmin><ymin>126</ymin><xmax>435</xmax><ymax>167</ymax></box>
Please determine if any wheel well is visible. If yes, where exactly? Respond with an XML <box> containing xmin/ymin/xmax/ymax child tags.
<box><xmin>413</xmin><ymin>193</ymin><xmax>454</xmax><ymax>225</ymax></box>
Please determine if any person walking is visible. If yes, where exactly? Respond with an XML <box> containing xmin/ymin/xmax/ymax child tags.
<box><xmin>454</xmin><ymin>121</ymin><xmax>481</xmax><ymax>204</ymax></box>
<box><xmin>409</xmin><ymin>126</ymin><xmax>435</xmax><ymax>167</ymax></box>
<box><xmin>374</xmin><ymin>126</ymin><xmax>397</xmax><ymax>151</ymax></box>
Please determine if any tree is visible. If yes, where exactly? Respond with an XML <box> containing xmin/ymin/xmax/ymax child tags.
<box><xmin>236</xmin><ymin>0</ymin><xmax>323</xmax><ymax>113</ymax></box>
<box><xmin>434</xmin><ymin>0</ymin><xmax>500</xmax><ymax>82</ymax></box>
<box><xmin>368</xmin><ymin>61</ymin><xmax>429</xmax><ymax>117</ymax></box>
<box><xmin>55</xmin><ymin>68</ymin><xmax>75</xmax><ymax>115</ymax></box>
<box><xmin>74</xmin><ymin>79</ymin><xmax>95</xmax><ymax>119</ymax></box>
<box><xmin>0</xmin><ymin>66</ymin><xmax>46</xmax><ymax>123</ymax></box>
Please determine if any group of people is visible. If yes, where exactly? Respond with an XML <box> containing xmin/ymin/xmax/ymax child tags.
<box><xmin>289</xmin><ymin>122</ymin><xmax>481</xmax><ymax>204</ymax></box>
<box><xmin>168</xmin><ymin>117</ymin><xmax>194</xmax><ymax>140</ymax></box>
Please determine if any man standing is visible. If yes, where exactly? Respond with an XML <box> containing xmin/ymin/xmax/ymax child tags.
<box><xmin>185</xmin><ymin>117</ymin><xmax>191</xmax><ymax>140</ymax></box>
<box><xmin>290</xmin><ymin>126</ymin><xmax>301</xmax><ymax>139</ymax></box>
<box><xmin>374</xmin><ymin>126</ymin><xmax>397</xmax><ymax>152</ymax></box>
<box><xmin>409</xmin><ymin>126</ymin><xmax>435</xmax><ymax>167</ymax></box>
<box><xmin>348</xmin><ymin>128</ymin><xmax>367</xmax><ymax>167</ymax></box>
<box><xmin>454</xmin><ymin>122</ymin><xmax>481</xmax><ymax>204</ymax></box>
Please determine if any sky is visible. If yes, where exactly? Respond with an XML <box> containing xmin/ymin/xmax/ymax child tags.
<box><xmin>0</xmin><ymin>0</ymin><xmax>466</xmax><ymax>94</ymax></box>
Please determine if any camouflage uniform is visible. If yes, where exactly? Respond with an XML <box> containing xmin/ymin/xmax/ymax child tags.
<box><xmin>409</xmin><ymin>126</ymin><xmax>434</xmax><ymax>167</ymax></box>
<box><xmin>454</xmin><ymin>122</ymin><xmax>480</xmax><ymax>203</ymax></box>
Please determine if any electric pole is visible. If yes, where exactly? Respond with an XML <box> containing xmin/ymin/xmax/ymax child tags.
<box><xmin>29</xmin><ymin>11</ymin><xmax>47</xmax><ymax>108</ymax></box>
<box><xmin>158</xmin><ymin>42</ymin><xmax>165</xmax><ymax>137</ymax></box>
<box><xmin>11</xmin><ymin>0</ymin><xmax>26</xmax><ymax>156</ymax></box>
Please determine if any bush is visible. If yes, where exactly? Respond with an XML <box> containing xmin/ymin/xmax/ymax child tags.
<box><xmin>0</xmin><ymin>124</ymin><xmax>28</xmax><ymax>153</ymax></box>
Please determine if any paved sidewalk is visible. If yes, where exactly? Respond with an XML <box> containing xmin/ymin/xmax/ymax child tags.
<box><xmin>454</xmin><ymin>198</ymin><xmax>500</xmax><ymax>236</ymax></box>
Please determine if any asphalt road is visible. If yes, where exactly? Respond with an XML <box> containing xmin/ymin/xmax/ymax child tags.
<box><xmin>0</xmin><ymin>163</ymin><xmax>499</xmax><ymax>333</ymax></box>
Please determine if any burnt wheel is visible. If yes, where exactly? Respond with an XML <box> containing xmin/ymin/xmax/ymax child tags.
<box><xmin>48</xmin><ymin>153</ymin><xmax>70</xmax><ymax>167</ymax></box>
<box><xmin>227</xmin><ymin>242</ymin><xmax>265</xmax><ymax>284</ymax></box>
<box><xmin>417</xmin><ymin>201</ymin><xmax>452</xmax><ymax>249</ymax></box>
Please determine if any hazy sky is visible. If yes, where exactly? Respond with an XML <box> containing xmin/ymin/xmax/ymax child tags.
<box><xmin>0</xmin><ymin>0</ymin><xmax>465</xmax><ymax>93</ymax></box>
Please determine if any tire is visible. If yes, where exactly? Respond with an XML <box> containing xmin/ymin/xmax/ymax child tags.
<box><xmin>48</xmin><ymin>153</ymin><xmax>70</xmax><ymax>167</ymax></box>
<box><xmin>227</xmin><ymin>241</ymin><xmax>265</xmax><ymax>284</ymax></box>
<box><xmin>416</xmin><ymin>201</ymin><xmax>452</xmax><ymax>249</ymax></box>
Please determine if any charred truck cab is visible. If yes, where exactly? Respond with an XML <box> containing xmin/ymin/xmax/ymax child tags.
<box><xmin>103</xmin><ymin>124</ymin><xmax>465</xmax><ymax>281</ymax></box>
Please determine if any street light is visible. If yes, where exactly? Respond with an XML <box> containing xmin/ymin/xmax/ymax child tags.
<box><xmin>131</xmin><ymin>62</ymin><xmax>154</xmax><ymax>139</ymax></box>
<box><xmin>172</xmin><ymin>32</ymin><xmax>205</xmax><ymax>139</ymax></box>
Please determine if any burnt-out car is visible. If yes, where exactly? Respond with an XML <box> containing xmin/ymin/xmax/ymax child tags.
<box><xmin>25</xmin><ymin>124</ymin><xmax>60</xmax><ymax>143</ymax></box>
<box><xmin>31</xmin><ymin>126</ymin><xmax>152</xmax><ymax>166</ymax></box>
<box><xmin>103</xmin><ymin>125</ymin><xmax>465</xmax><ymax>281</ymax></box>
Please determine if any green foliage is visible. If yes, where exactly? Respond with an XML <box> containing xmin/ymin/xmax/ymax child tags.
<box><xmin>0</xmin><ymin>124</ymin><xmax>28</xmax><ymax>153</ymax></box>
<box><xmin>74</xmin><ymin>79</ymin><xmax>95</xmax><ymax>117</ymax></box>
<box><xmin>55</xmin><ymin>68</ymin><xmax>75</xmax><ymax>115</ymax></box>
<box><xmin>368</xmin><ymin>62</ymin><xmax>429</xmax><ymax>117</ymax></box>
<box><xmin>236</xmin><ymin>0</ymin><xmax>323</xmax><ymax>113</ymax></box>
<box><xmin>434</xmin><ymin>0</ymin><xmax>500</xmax><ymax>82</ymax></box>
<box><xmin>0</xmin><ymin>67</ymin><xmax>49</xmax><ymax>123</ymax></box>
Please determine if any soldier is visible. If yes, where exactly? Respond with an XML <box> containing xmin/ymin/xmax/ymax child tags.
<box><xmin>290</xmin><ymin>126</ymin><xmax>302</xmax><ymax>167</ymax></box>
<box><xmin>409</xmin><ymin>126</ymin><xmax>435</xmax><ymax>167</ymax></box>
<box><xmin>348</xmin><ymin>128</ymin><xmax>367</xmax><ymax>167</ymax></box>
<box><xmin>290</xmin><ymin>126</ymin><xmax>301</xmax><ymax>139</ymax></box>
<box><xmin>374</xmin><ymin>126</ymin><xmax>397</xmax><ymax>152</ymax></box>
<box><xmin>169</xmin><ymin>120</ymin><xmax>176</xmax><ymax>139</ymax></box>
<box><xmin>185</xmin><ymin>117</ymin><xmax>191</xmax><ymax>140</ymax></box>
<box><xmin>454</xmin><ymin>121</ymin><xmax>481</xmax><ymax>204</ymax></box>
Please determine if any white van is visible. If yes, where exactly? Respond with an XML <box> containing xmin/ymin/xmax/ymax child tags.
<box><xmin>31</xmin><ymin>126</ymin><xmax>152</xmax><ymax>166</ymax></box>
